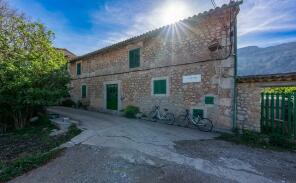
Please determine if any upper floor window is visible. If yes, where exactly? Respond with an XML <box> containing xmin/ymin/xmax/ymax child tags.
<box><xmin>129</xmin><ymin>48</ymin><xmax>140</xmax><ymax>68</ymax></box>
<box><xmin>76</xmin><ymin>63</ymin><xmax>81</xmax><ymax>75</ymax></box>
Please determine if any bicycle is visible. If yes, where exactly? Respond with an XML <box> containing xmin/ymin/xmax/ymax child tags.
<box><xmin>176</xmin><ymin>109</ymin><xmax>213</xmax><ymax>132</ymax></box>
<box><xmin>148</xmin><ymin>105</ymin><xmax>175</xmax><ymax>124</ymax></box>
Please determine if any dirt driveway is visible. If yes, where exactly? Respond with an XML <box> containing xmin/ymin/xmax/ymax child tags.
<box><xmin>10</xmin><ymin>107</ymin><xmax>296</xmax><ymax>183</ymax></box>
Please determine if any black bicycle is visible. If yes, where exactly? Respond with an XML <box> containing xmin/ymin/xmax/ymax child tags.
<box><xmin>176</xmin><ymin>109</ymin><xmax>213</xmax><ymax>132</ymax></box>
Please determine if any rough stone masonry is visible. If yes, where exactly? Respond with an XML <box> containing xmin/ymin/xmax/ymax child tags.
<box><xmin>68</xmin><ymin>2</ymin><xmax>241</xmax><ymax>130</ymax></box>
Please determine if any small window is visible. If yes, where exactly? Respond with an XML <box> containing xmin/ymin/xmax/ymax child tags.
<box><xmin>153</xmin><ymin>79</ymin><xmax>167</xmax><ymax>95</ymax></box>
<box><xmin>81</xmin><ymin>85</ymin><xmax>87</xmax><ymax>98</ymax></box>
<box><xmin>129</xmin><ymin>48</ymin><xmax>140</xmax><ymax>68</ymax></box>
<box><xmin>77</xmin><ymin>63</ymin><xmax>81</xmax><ymax>75</ymax></box>
<box><xmin>205</xmin><ymin>96</ymin><xmax>214</xmax><ymax>104</ymax></box>
<box><xmin>193</xmin><ymin>109</ymin><xmax>204</xmax><ymax>118</ymax></box>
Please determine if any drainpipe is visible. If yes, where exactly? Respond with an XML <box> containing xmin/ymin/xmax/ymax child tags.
<box><xmin>232</xmin><ymin>17</ymin><xmax>238</xmax><ymax>130</ymax></box>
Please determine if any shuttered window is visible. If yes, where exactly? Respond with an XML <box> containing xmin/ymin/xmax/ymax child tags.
<box><xmin>77</xmin><ymin>63</ymin><xmax>81</xmax><ymax>75</ymax></box>
<box><xmin>81</xmin><ymin>85</ymin><xmax>87</xmax><ymax>98</ymax></box>
<box><xmin>193</xmin><ymin>109</ymin><xmax>204</xmax><ymax>118</ymax></box>
<box><xmin>153</xmin><ymin>79</ymin><xmax>167</xmax><ymax>95</ymax></box>
<box><xmin>205</xmin><ymin>96</ymin><xmax>214</xmax><ymax>104</ymax></box>
<box><xmin>129</xmin><ymin>48</ymin><xmax>140</xmax><ymax>68</ymax></box>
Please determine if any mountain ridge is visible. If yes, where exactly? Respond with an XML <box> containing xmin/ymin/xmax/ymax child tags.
<box><xmin>238</xmin><ymin>42</ymin><xmax>296</xmax><ymax>76</ymax></box>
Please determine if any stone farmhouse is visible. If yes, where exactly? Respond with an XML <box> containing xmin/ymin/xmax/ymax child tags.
<box><xmin>68</xmin><ymin>1</ymin><xmax>242</xmax><ymax>130</ymax></box>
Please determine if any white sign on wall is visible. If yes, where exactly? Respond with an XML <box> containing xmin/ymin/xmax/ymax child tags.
<box><xmin>182</xmin><ymin>74</ymin><xmax>201</xmax><ymax>83</ymax></box>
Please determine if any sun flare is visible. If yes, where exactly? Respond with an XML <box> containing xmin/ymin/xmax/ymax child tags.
<box><xmin>161</xmin><ymin>1</ymin><xmax>190</xmax><ymax>25</ymax></box>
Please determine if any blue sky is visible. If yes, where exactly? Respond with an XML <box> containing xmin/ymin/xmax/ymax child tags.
<box><xmin>7</xmin><ymin>0</ymin><xmax>296</xmax><ymax>56</ymax></box>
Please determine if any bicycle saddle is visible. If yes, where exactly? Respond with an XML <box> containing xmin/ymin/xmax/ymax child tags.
<box><xmin>164</xmin><ymin>108</ymin><xmax>168</xmax><ymax>111</ymax></box>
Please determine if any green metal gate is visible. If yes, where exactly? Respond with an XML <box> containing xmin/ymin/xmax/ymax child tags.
<box><xmin>261</xmin><ymin>93</ymin><xmax>296</xmax><ymax>139</ymax></box>
<box><xmin>106</xmin><ymin>84</ymin><xmax>118</xmax><ymax>110</ymax></box>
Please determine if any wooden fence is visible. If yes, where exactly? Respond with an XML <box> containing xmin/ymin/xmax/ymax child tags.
<box><xmin>261</xmin><ymin>93</ymin><xmax>296</xmax><ymax>139</ymax></box>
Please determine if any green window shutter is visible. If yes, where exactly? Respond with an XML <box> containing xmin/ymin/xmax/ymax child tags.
<box><xmin>129</xmin><ymin>48</ymin><xmax>140</xmax><ymax>68</ymax></box>
<box><xmin>205</xmin><ymin>96</ymin><xmax>214</xmax><ymax>104</ymax></box>
<box><xmin>82</xmin><ymin>85</ymin><xmax>87</xmax><ymax>98</ymax></box>
<box><xmin>77</xmin><ymin>63</ymin><xmax>81</xmax><ymax>75</ymax></box>
<box><xmin>193</xmin><ymin>109</ymin><xmax>204</xmax><ymax>118</ymax></box>
<box><xmin>153</xmin><ymin>79</ymin><xmax>167</xmax><ymax>95</ymax></box>
<box><xmin>129</xmin><ymin>50</ymin><xmax>134</xmax><ymax>68</ymax></box>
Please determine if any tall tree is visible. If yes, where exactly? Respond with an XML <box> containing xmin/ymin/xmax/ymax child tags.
<box><xmin>0</xmin><ymin>0</ymin><xmax>70</xmax><ymax>130</ymax></box>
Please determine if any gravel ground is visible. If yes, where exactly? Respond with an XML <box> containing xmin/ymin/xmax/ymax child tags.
<box><xmin>174</xmin><ymin>139</ymin><xmax>296</xmax><ymax>183</ymax></box>
<box><xmin>9</xmin><ymin>107</ymin><xmax>296</xmax><ymax>183</ymax></box>
<box><xmin>10</xmin><ymin>145</ymin><xmax>235</xmax><ymax>183</ymax></box>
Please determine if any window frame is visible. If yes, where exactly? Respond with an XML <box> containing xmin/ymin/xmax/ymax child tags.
<box><xmin>205</xmin><ymin>96</ymin><xmax>215</xmax><ymax>105</ymax></box>
<box><xmin>81</xmin><ymin>84</ymin><xmax>87</xmax><ymax>98</ymax></box>
<box><xmin>128</xmin><ymin>48</ymin><xmax>141</xmax><ymax>68</ymax></box>
<box><xmin>76</xmin><ymin>62</ymin><xmax>82</xmax><ymax>76</ymax></box>
<box><xmin>151</xmin><ymin>77</ymin><xmax>169</xmax><ymax>97</ymax></box>
<box><xmin>192</xmin><ymin>109</ymin><xmax>204</xmax><ymax>118</ymax></box>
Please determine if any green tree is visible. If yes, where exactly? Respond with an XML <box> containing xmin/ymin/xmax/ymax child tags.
<box><xmin>0</xmin><ymin>2</ymin><xmax>70</xmax><ymax>130</ymax></box>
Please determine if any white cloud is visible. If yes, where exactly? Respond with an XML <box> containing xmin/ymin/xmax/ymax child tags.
<box><xmin>97</xmin><ymin>0</ymin><xmax>208</xmax><ymax>45</ymax></box>
<box><xmin>238</xmin><ymin>0</ymin><xmax>296</xmax><ymax>36</ymax></box>
<box><xmin>98</xmin><ymin>0</ymin><xmax>296</xmax><ymax>48</ymax></box>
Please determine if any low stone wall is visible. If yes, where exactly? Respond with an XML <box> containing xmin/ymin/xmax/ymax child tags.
<box><xmin>236</xmin><ymin>73</ymin><xmax>296</xmax><ymax>131</ymax></box>
<box><xmin>237</xmin><ymin>82</ymin><xmax>262</xmax><ymax>131</ymax></box>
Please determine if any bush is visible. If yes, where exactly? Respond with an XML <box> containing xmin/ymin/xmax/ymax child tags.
<box><xmin>77</xmin><ymin>100</ymin><xmax>89</xmax><ymax>110</ymax></box>
<box><xmin>217</xmin><ymin>129</ymin><xmax>296</xmax><ymax>151</ymax></box>
<box><xmin>268</xmin><ymin>133</ymin><xmax>294</xmax><ymax>149</ymax></box>
<box><xmin>60</xmin><ymin>99</ymin><xmax>76</xmax><ymax>107</ymax></box>
<box><xmin>123</xmin><ymin>105</ymin><xmax>140</xmax><ymax>118</ymax></box>
<box><xmin>0</xmin><ymin>149</ymin><xmax>62</xmax><ymax>182</ymax></box>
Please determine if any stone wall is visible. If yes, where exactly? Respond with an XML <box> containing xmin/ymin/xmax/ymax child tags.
<box><xmin>69</xmin><ymin>5</ymin><xmax>239</xmax><ymax>130</ymax></box>
<box><xmin>71</xmin><ymin>58</ymin><xmax>234</xmax><ymax>129</ymax></box>
<box><xmin>237</xmin><ymin>82</ymin><xmax>262</xmax><ymax>131</ymax></box>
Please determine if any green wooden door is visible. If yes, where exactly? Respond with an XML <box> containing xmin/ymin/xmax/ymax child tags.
<box><xmin>106</xmin><ymin>84</ymin><xmax>118</xmax><ymax>110</ymax></box>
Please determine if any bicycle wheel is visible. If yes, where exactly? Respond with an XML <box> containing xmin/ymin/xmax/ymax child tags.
<box><xmin>166</xmin><ymin>113</ymin><xmax>175</xmax><ymax>124</ymax></box>
<box><xmin>196</xmin><ymin>118</ymin><xmax>213</xmax><ymax>132</ymax></box>
<box><xmin>176</xmin><ymin>115</ymin><xmax>188</xmax><ymax>127</ymax></box>
<box><xmin>148</xmin><ymin>111</ymin><xmax>157</xmax><ymax>122</ymax></box>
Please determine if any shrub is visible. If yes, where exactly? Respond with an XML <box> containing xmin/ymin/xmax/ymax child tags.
<box><xmin>60</xmin><ymin>99</ymin><xmax>76</xmax><ymax>107</ymax></box>
<box><xmin>77</xmin><ymin>100</ymin><xmax>89</xmax><ymax>110</ymax></box>
<box><xmin>0</xmin><ymin>149</ymin><xmax>62</xmax><ymax>182</ymax></box>
<box><xmin>268</xmin><ymin>133</ymin><xmax>295</xmax><ymax>149</ymax></box>
<box><xmin>217</xmin><ymin>129</ymin><xmax>296</xmax><ymax>151</ymax></box>
<box><xmin>123</xmin><ymin>105</ymin><xmax>140</xmax><ymax>118</ymax></box>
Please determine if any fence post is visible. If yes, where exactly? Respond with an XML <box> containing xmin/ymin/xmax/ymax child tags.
<box><xmin>288</xmin><ymin>94</ymin><xmax>292</xmax><ymax>136</ymax></box>
<box><xmin>281</xmin><ymin>93</ymin><xmax>285</xmax><ymax>134</ymax></box>
<box><xmin>271</xmin><ymin>93</ymin><xmax>274</xmax><ymax>131</ymax></box>
<box><xmin>276</xmin><ymin>93</ymin><xmax>280</xmax><ymax>131</ymax></box>
<box><xmin>261</xmin><ymin>93</ymin><xmax>264</xmax><ymax>130</ymax></box>
<box><xmin>293</xmin><ymin>93</ymin><xmax>296</xmax><ymax>140</ymax></box>
<box><xmin>265</xmin><ymin>93</ymin><xmax>270</xmax><ymax>130</ymax></box>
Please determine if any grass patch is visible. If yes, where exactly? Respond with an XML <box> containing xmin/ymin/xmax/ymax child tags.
<box><xmin>216</xmin><ymin>129</ymin><xmax>296</xmax><ymax>151</ymax></box>
<box><xmin>0</xmin><ymin>115</ymin><xmax>81</xmax><ymax>182</ymax></box>
<box><xmin>0</xmin><ymin>149</ymin><xmax>63</xmax><ymax>182</ymax></box>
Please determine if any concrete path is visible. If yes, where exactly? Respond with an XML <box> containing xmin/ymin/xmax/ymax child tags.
<box><xmin>10</xmin><ymin>107</ymin><xmax>286</xmax><ymax>183</ymax></box>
